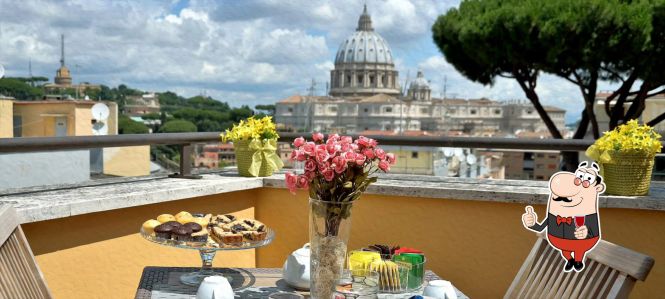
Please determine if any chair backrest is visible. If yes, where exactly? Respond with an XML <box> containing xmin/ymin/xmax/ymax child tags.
<box><xmin>505</xmin><ymin>233</ymin><xmax>654</xmax><ymax>299</ymax></box>
<box><xmin>0</xmin><ymin>205</ymin><xmax>52</xmax><ymax>299</ymax></box>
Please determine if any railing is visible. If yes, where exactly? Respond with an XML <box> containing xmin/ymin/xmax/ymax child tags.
<box><xmin>0</xmin><ymin>132</ymin><xmax>663</xmax><ymax>178</ymax></box>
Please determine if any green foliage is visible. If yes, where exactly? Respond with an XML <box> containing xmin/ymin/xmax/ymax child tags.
<box><xmin>255</xmin><ymin>104</ymin><xmax>276</xmax><ymax>116</ymax></box>
<box><xmin>432</xmin><ymin>0</ymin><xmax>665</xmax><ymax>137</ymax></box>
<box><xmin>159</xmin><ymin>119</ymin><xmax>198</xmax><ymax>133</ymax></box>
<box><xmin>141</xmin><ymin>112</ymin><xmax>161</xmax><ymax>120</ymax></box>
<box><xmin>0</xmin><ymin>78</ymin><xmax>43</xmax><ymax>100</ymax></box>
<box><xmin>118</xmin><ymin>115</ymin><xmax>149</xmax><ymax>134</ymax></box>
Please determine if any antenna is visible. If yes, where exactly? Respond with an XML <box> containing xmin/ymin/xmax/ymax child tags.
<box><xmin>60</xmin><ymin>34</ymin><xmax>65</xmax><ymax>67</ymax></box>
<box><xmin>402</xmin><ymin>70</ymin><xmax>410</xmax><ymax>96</ymax></box>
<box><xmin>0</xmin><ymin>64</ymin><xmax>5</xmax><ymax>79</ymax></box>
<box><xmin>307</xmin><ymin>78</ymin><xmax>317</xmax><ymax>96</ymax></box>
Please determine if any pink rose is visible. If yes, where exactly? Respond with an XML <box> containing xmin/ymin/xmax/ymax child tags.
<box><xmin>302</xmin><ymin>142</ymin><xmax>316</xmax><ymax>155</ymax></box>
<box><xmin>305</xmin><ymin>159</ymin><xmax>317</xmax><ymax>172</ymax></box>
<box><xmin>340</xmin><ymin>143</ymin><xmax>350</xmax><ymax>152</ymax></box>
<box><xmin>293</xmin><ymin>137</ymin><xmax>305</xmax><ymax>148</ymax></box>
<box><xmin>285</xmin><ymin>172</ymin><xmax>298</xmax><ymax>194</ymax></box>
<box><xmin>322</xmin><ymin>168</ymin><xmax>335</xmax><ymax>181</ymax></box>
<box><xmin>343</xmin><ymin>151</ymin><xmax>356</xmax><ymax>161</ymax></box>
<box><xmin>318</xmin><ymin>161</ymin><xmax>330</xmax><ymax>171</ymax></box>
<box><xmin>326</xmin><ymin>143</ymin><xmax>341</xmax><ymax>154</ymax></box>
<box><xmin>362</xmin><ymin>148</ymin><xmax>375</xmax><ymax>159</ymax></box>
<box><xmin>386</xmin><ymin>153</ymin><xmax>396</xmax><ymax>165</ymax></box>
<box><xmin>312</xmin><ymin>132</ymin><xmax>324</xmax><ymax>142</ymax></box>
<box><xmin>356</xmin><ymin>136</ymin><xmax>370</xmax><ymax>148</ymax></box>
<box><xmin>349</xmin><ymin>143</ymin><xmax>359</xmax><ymax>151</ymax></box>
<box><xmin>297</xmin><ymin>175</ymin><xmax>309</xmax><ymax>189</ymax></box>
<box><xmin>340</xmin><ymin>136</ymin><xmax>353</xmax><ymax>144</ymax></box>
<box><xmin>314</xmin><ymin>145</ymin><xmax>330</xmax><ymax>163</ymax></box>
<box><xmin>331</xmin><ymin>156</ymin><xmax>347</xmax><ymax>174</ymax></box>
<box><xmin>374</xmin><ymin>148</ymin><xmax>386</xmax><ymax>160</ymax></box>
<box><xmin>368</xmin><ymin>138</ymin><xmax>378</xmax><ymax>147</ymax></box>
<box><xmin>289</xmin><ymin>150</ymin><xmax>297</xmax><ymax>161</ymax></box>
<box><xmin>327</xmin><ymin>133</ymin><xmax>340</xmax><ymax>142</ymax></box>
<box><xmin>293</xmin><ymin>150</ymin><xmax>306</xmax><ymax>161</ymax></box>
<box><xmin>305</xmin><ymin>171</ymin><xmax>317</xmax><ymax>181</ymax></box>
<box><xmin>355</xmin><ymin>153</ymin><xmax>366</xmax><ymax>166</ymax></box>
<box><xmin>378</xmin><ymin>160</ymin><xmax>390</xmax><ymax>172</ymax></box>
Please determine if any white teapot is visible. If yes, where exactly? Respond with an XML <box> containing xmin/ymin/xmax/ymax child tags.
<box><xmin>282</xmin><ymin>243</ymin><xmax>310</xmax><ymax>290</ymax></box>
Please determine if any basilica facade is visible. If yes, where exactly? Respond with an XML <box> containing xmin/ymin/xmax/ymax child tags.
<box><xmin>275</xmin><ymin>6</ymin><xmax>565</xmax><ymax>136</ymax></box>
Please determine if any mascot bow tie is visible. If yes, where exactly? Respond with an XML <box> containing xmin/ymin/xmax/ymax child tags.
<box><xmin>556</xmin><ymin>215</ymin><xmax>573</xmax><ymax>226</ymax></box>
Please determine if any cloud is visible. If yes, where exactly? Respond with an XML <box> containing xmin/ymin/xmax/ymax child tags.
<box><xmin>0</xmin><ymin>0</ymin><xmax>610</xmax><ymax>121</ymax></box>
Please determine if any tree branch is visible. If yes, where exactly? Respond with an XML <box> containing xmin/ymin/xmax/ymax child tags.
<box><xmin>647</xmin><ymin>111</ymin><xmax>665</xmax><ymax>127</ymax></box>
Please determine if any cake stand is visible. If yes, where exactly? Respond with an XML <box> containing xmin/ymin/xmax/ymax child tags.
<box><xmin>140</xmin><ymin>227</ymin><xmax>275</xmax><ymax>286</ymax></box>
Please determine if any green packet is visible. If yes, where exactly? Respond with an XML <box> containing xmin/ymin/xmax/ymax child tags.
<box><xmin>393</xmin><ymin>253</ymin><xmax>425</xmax><ymax>289</ymax></box>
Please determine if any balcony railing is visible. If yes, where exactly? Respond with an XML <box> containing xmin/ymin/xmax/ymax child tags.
<box><xmin>0</xmin><ymin>132</ymin><xmax>663</xmax><ymax>178</ymax></box>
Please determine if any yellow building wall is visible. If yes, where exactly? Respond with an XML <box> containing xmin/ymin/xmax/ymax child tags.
<box><xmin>22</xmin><ymin>190</ymin><xmax>259</xmax><ymax>299</ymax></box>
<box><xmin>13</xmin><ymin>104</ymin><xmax>77</xmax><ymax>137</ymax></box>
<box><xmin>74</xmin><ymin>106</ymin><xmax>93</xmax><ymax>136</ymax></box>
<box><xmin>103</xmin><ymin>146</ymin><xmax>151</xmax><ymax>177</ymax></box>
<box><xmin>21</xmin><ymin>188</ymin><xmax>665</xmax><ymax>298</ymax></box>
<box><xmin>643</xmin><ymin>99</ymin><xmax>665</xmax><ymax>133</ymax></box>
<box><xmin>390</xmin><ymin>149</ymin><xmax>433</xmax><ymax>175</ymax></box>
<box><xmin>0</xmin><ymin>99</ymin><xmax>13</xmax><ymax>138</ymax></box>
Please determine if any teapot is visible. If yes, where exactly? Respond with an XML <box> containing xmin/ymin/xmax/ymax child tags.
<box><xmin>282</xmin><ymin>243</ymin><xmax>310</xmax><ymax>290</ymax></box>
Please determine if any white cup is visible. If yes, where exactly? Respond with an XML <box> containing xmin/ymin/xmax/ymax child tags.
<box><xmin>422</xmin><ymin>280</ymin><xmax>455</xmax><ymax>299</ymax></box>
<box><xmin>196</xmin><ymin>276</ymin><xmax>234</xmax><ymax>299</ymax></box>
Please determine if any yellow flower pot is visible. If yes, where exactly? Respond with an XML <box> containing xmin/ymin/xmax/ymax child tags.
<box><xmin>600</xmin><ymin>151</ymin><xmax>655</xmax><ymax>196</ymax></box>
<box><xmin>233</xmin><ymin>139</ymin><xmax>283</xmax><ymax>177</ymax></box>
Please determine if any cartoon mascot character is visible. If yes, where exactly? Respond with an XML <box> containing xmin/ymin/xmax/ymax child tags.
<box><xmin>522</xmin><ymin>161</ymin><xmax>606</xmax><ymax>272</ymax></box>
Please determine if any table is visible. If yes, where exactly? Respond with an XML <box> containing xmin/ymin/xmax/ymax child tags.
<box><xmin>135</xmin><ymin>267</ymin><xmax>469</xmax><ymax>299</ymax></box>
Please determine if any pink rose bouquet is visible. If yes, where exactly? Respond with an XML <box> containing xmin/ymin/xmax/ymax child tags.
<box><xmin>285</xmin><ymin>133</ymin><xmax>396</xmax><ymax>201</ymax></box>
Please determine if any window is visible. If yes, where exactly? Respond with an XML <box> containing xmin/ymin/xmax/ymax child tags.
<box><xmin>470</xmin><ymin>109</ymin><xmax>477</xmax><ymax>115</ymax></box>
<box><xmin>548</xmin><ymin>154</ymin><xmax>558</xmax><ymax>159</ymax></box>
<box><xmin>12</xmin><ymin>116</ymin><xmax>22</xmax><ymax>137</ymax></box>
<box><xmin>420</xmin><ymin>108</ymin><xmax>428</xmax><ymax>114</ymax></box>
<box><xmin>449</xmin><ymin>109</ymin><xmax>456</xmax><ymax>115</ymax></box>
<box><xmin>384</xmin><ymin>107</ymin><xmax>393</xmax><ymax>113</ymax></box>
<box><xmin>369</xmin><ymin>75</ymin><xmax>375</xmax><ymax>85</ymax></box>
<box><xmin>288</xmin><ymin>107</ymin><xmax>293</xmax><ymax>113</ymax></box>
<box><xmin>526</xmin><ymin>109</ymin><xmax>533</xmax><ymax>114</ymax></box>
<box><xmin>411</xmin><ymin>152</ymin><xmax>419</xmax><ymax>159</ymax></box>
<box><xmin>357</xmin><ymin>75</ymin><xmax>364</xmax><ymax>85</ymax></box>
<box><xmin>536</xmin><ymin>175</ymin><xmax>545</xmax><ymax>180</ymax></box>
<box><xmin>347</xmin><ymin>75</ymin><xmax>352</xmax><ymax>85</ymax></box>
<box><xmin>494</xmin><ymin>109</ymin><xmax>501</xmax><ymax>115</ymax></box>
<box><xmin>536</xmin><ymin>153</ymin><xmax>544</xmax><ymax>158</ymax></box>
<box><xmin>329</xmin><ymin>106</ymin><xmax>337</xmax><ymax>113</ymax></box>
<box><xmin>364</xmin><ymin>108</ymin><xmax>369</xmax><ymax>113</ymax></box>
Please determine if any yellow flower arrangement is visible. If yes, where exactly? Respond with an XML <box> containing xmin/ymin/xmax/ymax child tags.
<box><xmin>586</xmin><ymin>119</ymin><xmax>662</xmax><ymax>163</ymax></box>
<box><xmin>221</xmin><ymin>116</ymin><xmax>279</xmax><ymax>142</ymax></box>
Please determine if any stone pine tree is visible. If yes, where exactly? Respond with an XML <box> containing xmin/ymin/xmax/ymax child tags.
<box><xmin>432</xmin><ymin>0</ymin><xmax>665</xmax><ymax>169</ymax></box>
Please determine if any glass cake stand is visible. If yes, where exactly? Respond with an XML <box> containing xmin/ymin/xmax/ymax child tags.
<box><xmin>140</xmin><ymin>227</ymin><xmax>275</xmax><ymax>286</ymax></box>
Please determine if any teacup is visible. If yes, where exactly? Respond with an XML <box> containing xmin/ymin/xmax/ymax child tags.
<box><xmin>422</xmin><ymin>280</ymin><xmax>454</xmax><ymax>299</ymax></box>
<box><xmin>196</xmin><ymin>276</ymin><xmax>234</xmax><ymax>299</ymax></box>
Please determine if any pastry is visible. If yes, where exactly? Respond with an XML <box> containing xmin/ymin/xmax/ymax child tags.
<box><xmin>157</xmin><ymin>214</ymin><xmax>176</xmax><ymax>223</ymax></box>
<box><xmin>184</xmin><ymin>222</ymin><xmax>203</xmax><ymax>233</ymax></box>
<box><xmin>223</xmin><ymin>221</ymin><xmax>253</xmax><ymax>233</ymax></box>
<box><xmin>242</xmin><ymin>219</ymin><xmax>266</xmax><ymax>232</ymax></box>
<box><xmin>176</xmin><ymin>214</ymin><xmax>194</xmax><ymax>225</ymax></box>
<box><xmin>142</xmin><ymin>219</ymin><xmax>161</xmax><ymax>235</ymax></box>
<box><xmin>191</xmin><ymin>227</ymin><xmax>209</xmax><ymax>242</ymax></box>
<box><xmin>241</xmin><ymin>231</ymin><xmax>267</xmax><ymax>241</ymax></box>
<box><xmin>175</xmin><ymin>211</ymin><xmax>192</xmax><ymax>219</ymax></box>
<box><xmin>191</xmin><ymin>212</ymin><xmax>206</xmax><ymax>217</ymax></box>
<box><xmin>172</xmin><ymin>226</ymin><xmax>193</xmax><ymax>242</ymax></box>
<box><xmin>210</xmin><ymin>227</ymin><xmax>243</xmax><ymax>244</ymax></box>
<box><xmin>154</xmin><ymin>224</ymin><xmax>173</xmax><ymax>239</ymax></box>
<box><xmin>162</xmin><ymin>221</ymin><xmax>182</xmax><ymax>229</ymax></box>
<box><xmin>193</xmin><ymin>214</ymin><xmax>212</xmax><ymax>227</ymax></box>
<box><xmin>211</xmin><ymin>214</ymin><xmax>237</xmax><ymax>226</ymax></box>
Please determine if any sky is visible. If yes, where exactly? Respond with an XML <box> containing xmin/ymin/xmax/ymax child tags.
<box><xmin>0</xmin><ymin>0</ymin><xmax>618</xmax><ymax>123</ymax></box>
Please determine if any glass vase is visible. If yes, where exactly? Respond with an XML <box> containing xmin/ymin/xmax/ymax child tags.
<box><xmin>309</xmin><ymin>198</ymin><xmax>354</xmax><ymax>299</ymax></box>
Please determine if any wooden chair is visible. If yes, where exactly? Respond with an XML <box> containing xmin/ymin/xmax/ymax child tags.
<box><xmin>505</xmin><ymin>233</ymin><xmax>654</xmax><ymax>299</ymax></box>
<box><xmin>0</xmin><ymin>205</ymin><xmax>52</xmax><ymax>298</ymax></box>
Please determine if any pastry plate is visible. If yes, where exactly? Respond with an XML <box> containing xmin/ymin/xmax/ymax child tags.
<box><xmin>140</xmin><ymin>227</ymin><xmax>275</xmax><ymax>251</ymax></box>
